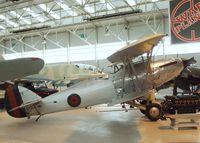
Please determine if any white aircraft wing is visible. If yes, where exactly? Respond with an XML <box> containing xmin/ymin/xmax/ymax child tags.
<box><xmin>107</xmin><ymin>34</ymin><xmax>166</xmax><ymax>63</ymax></box>
<box><xmin>0</xmin><ymin>58</ymin><xmax>44</xmax><ymax>82</ymax></box>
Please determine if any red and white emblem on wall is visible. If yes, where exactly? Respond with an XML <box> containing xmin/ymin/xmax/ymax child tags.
<box><xmin>171</xmin><ymin>0</ymin><xmax>200</xmax><ymax>43</ymax></box>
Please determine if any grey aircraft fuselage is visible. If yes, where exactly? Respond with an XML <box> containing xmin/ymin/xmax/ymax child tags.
<box><xmin>24</xmin><ymin>58</ymin><xmax>184</xmax><ymax>117</ymax></box>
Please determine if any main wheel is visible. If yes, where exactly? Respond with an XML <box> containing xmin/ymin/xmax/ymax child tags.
<box><xmin>145</xmin><ymin>103</ymin><xmax>162</xmax><ymax>121</ymax></box>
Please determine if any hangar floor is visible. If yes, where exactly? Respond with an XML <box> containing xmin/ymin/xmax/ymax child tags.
<box><xmin>0</xmin><ymin>105</ymin><xmax>200</xmax><ymax>143</ymax></box>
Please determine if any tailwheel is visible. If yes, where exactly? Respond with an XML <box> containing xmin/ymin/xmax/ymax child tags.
<box><xmin>145</xmin><ymin>103</ymin><xmax>162</xmax><ymax>121</ymax></box>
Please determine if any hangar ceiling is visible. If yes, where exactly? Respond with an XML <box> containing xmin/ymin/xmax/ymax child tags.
<box><xmin>0</xmin><ymin>0</ymin><xmax>169</xmax><ymax>55</ymax></box>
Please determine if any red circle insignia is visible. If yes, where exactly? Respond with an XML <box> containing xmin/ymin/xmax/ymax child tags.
<box><xmin>171</xmin><ymin>0</ymin><xmax>200</xmax><ymax>42</ymax></box>
<box><xmin>67</xmin><ymin>94</ymin><xmax>81</xmax><ymax>107</ymax></box>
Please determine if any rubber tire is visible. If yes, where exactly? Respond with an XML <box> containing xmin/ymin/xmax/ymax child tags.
<box><xmin>145</xmin><ymin>103</ymin><xmax>162</xmax><ymax>121</ymax></box>
<box><xmin>140</xmin><ymin>109</ymin><xmax>146</xmax><ymax>115</ymax></box>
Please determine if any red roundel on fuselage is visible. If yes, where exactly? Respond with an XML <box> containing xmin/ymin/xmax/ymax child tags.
<box><xmin>67</xmin><ymin>94</ymin><xmax>81</xmax><ymax>107</ymax></box>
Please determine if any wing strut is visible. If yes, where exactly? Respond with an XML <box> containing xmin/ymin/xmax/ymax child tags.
<box><xmin>146</xmin><ymin>48</ymin><xmax>153</xmax><ymax>79</ymax></box>
<box><xmin>122</xmin><ymin>56</ymin><xmax>141</xmax><ymax>93</ymax></box>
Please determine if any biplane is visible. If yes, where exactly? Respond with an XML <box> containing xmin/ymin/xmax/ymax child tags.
<box><xmin>4</xmin><ymin>34</ymin><xmax>184</xmax><ymax>121</ymax></box>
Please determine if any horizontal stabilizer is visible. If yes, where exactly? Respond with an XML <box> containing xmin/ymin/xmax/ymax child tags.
<box><xmin>18</xmin><ymin>86</ymin><xmax>41</xmax><ymax>105</ymax></box>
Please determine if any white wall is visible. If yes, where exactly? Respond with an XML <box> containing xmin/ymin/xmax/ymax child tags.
<box><xmin>1</xmin><ymin>17</ymin><xmax>200</xmax><ymax>66</ymax></box>
<box><xmin>1</xmin><ymin>17</ymin><xmax>168</xmax><ymax>54</ymax></box>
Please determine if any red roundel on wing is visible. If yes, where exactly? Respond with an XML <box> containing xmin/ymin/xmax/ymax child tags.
<box><xmin>67</xmin><ymin>94</ymin><xmax>81</xmax><ymax>107</ymax></box>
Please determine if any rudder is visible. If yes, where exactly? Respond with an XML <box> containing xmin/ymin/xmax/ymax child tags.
<box><xmin>5</xmin><ymin>85</ymin><xmax>27</xmax><ymax>118</ymax></box>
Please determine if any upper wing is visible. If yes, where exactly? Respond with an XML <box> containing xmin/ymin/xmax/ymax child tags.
<box><xmin>107</xmin><ymin>34</ymin><xmax>166</xmax><ymax>63</ymax></box>
<box><xmin>0</xmin><ymin>58</ymin><xmax>44</xmax><ymax>82</ymax></box>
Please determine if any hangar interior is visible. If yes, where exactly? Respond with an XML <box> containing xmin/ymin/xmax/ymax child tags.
<box><xmin>1</xmin><ymin>0</ymin><xmax>199</xmax><ymax>64</ymax></box>
<box><xmin>0</xmin><ymin>0</ymin><xmax>200</xmax><ymax>143</ymax></box>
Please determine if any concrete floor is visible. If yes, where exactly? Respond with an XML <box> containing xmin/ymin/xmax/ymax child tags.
<box><xmin>0</xmin><ymin>106</ymin><xmax>200</xmax><ymax>143</ymax></box>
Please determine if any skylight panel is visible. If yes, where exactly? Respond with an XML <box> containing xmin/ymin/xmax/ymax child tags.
<box><xmin>0</xmin><ymin>25</ymin><xmax>5</xmax><ymax>29</ymax></box>
<box><xmin>126</xmin><ymin>0</ymin><xmax>136</xmax><ymax>6</ymax></box>
<box><xmin>56</xmin><ymin>1</ymin><xmax>78</xmax><ymax>16</ymax></box>
<box><xmin>107</xmin><ymin>2</ymin><xmax>113</xmax><ymax>10</ymax></box>
<box><xmin>75</xmin><ymin>0</ymin><xmax>85</xmax><ymax>5</ymax></box>
<box><xmin>7</xmin><ymin>20</ymin><xmax>18</xmax><ymax>27</ymax></box>
<box><xmin>25</xmin><ymin>8</ymin><xmax>45</xmax><ymax>22</ymax></box>
<box><xmin>38</xmin><ymin>4</ymin><xmax>60</xmax><ymax>19</ymax></box>
<box><xmin>0</xmin><ymin>14</ymin><xmax>18</xmax><ymax>27</ymax></box>
<box><xmin>10</xmin><ymin>11</ymin><xmax>31</xmax><ymax>24</ymax></box>
<box><xmin>100</xmin><ymin>0</ymin><xmax>113</xmax><ymax>10</ymax></box>
<box><xmin>84</xmin><ymin>4</ymin><xmax>95</xmax><ymax>13</ymax></box>
<box><xmin>0</xmin><ymin>15</ymin><xmax>6</xmax><ymax>20</ymax></box>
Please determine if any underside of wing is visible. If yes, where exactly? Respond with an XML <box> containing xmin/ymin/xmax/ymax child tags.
<box><xmin>107</xmin><ymin>34</ymin><xmax>166</xmax><ymax>63</ymax></box>
<box><xmin>108</xmin><ymin>91</ymin><xmax>147</xmax><ymax>106</ymax></box>
<box><xmin>0</xmin><ymin>58</ymin><xmax>44</xmax><ymax>81</ymax></box>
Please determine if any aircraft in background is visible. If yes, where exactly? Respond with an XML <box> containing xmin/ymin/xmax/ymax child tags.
<box><xmin>26</xmin><ymin>63</ymin><xmax>107</xmax><ymax>87</ymax></box>
<box><xmin>0</xmin><ymin>56</ymin><xmax>44</xmax><ymax>82</ymax></box>
<box><xmin>159</xmin><ymin>65</ymin><xmax>200</xmax><ymax>95</ymax></box>
<box><xmin>4</xmin><ymin>34</ymin><xmax>184</xmax><ymax>121</ymax></box>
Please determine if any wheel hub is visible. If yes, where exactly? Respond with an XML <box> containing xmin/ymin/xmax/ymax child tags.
<box><xmin>149</xmin><ymin>107</ymin><xmax>160</xmax><ymax>118</ymax></box>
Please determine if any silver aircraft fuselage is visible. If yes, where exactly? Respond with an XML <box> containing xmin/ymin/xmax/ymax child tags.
<box><xmin>27</xmin><ymin>58</ymin><xmax>184</xmax><ymax>116</ymax></box>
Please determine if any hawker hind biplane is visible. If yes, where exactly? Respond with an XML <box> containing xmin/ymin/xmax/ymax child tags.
<box><xmin>4</xmin><ymin>34</ymin><xmax>184</xmax><ymax>121</ymax></box>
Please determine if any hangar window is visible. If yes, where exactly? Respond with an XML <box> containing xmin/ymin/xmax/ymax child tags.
<box><xmin>3</xmin><ymin>36</ymin><xmax>200</xmax><ymax>64</ymax></box>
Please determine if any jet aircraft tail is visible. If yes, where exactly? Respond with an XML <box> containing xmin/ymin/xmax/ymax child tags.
<box><xmin>5</xmin><ymin>85</ymin><xmax>41</xmax><ymax>118</ymax></box>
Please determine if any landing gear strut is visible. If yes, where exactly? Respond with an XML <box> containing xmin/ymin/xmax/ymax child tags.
<box><xmin>135</xmin><ymin>90</ymin><xmax>163</xmax><ymax>121</ymax></box>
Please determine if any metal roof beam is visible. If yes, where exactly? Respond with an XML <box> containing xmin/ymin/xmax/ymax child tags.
<box><xmin>12</xmin><ymin>37</ymin><xmax>39</xmax><ymax>51</ymax></box>
<box><xmin>0</xmin><ymin>8</ymin><xmax>167</xmax><ymax>39</ymax></box>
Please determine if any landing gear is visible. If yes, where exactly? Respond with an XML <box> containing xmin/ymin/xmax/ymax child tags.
<box><xmin>139</xmin><ymin>100</ymin><xmax>147</xmax><ymax>115</ymax></box>
<box><xmin>145</xmin><ymin>103</ymin><xmax>162</xmax><ymax>121</ymax></box>
<box><xmin>128</xmin><ymin>90</ymin><xmax>163</xmax><ymax>121</ymax></box>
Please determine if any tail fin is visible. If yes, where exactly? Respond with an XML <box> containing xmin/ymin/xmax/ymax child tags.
<box><xmin>5</xmin><ymin>85</ymin><xmax>41</xmax><ymax>118</ymax></box>
<box><xmin>5</xmin><ymin>85</ymin><xmax>27</xmax><ymax>118</ymax></box>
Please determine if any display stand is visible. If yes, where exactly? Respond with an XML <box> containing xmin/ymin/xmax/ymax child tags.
<box><xmin>164</xmin><ymin>111</ymin><xmax>200</xmax><ymax>130</ymax></box>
